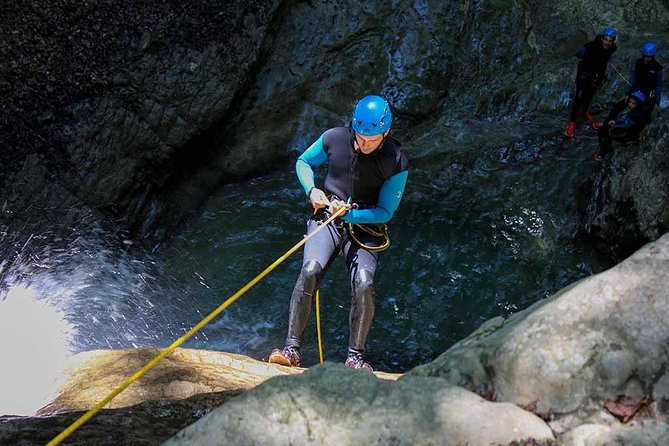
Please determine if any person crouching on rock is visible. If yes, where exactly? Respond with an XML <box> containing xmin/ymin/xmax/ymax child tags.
<box><xmin>593</xmin><ymin>90</ymin><xmax>648</xmax><ymax>162</ymax></box>
<box><xmin>268</xmin><ymin>95</ymin><xmax>409</xmax><ymax>372</ymax></box>
<box><xmin>594</xmin><ymin>41</ymin><xmax>664</xmax><ymax>133</ymax></box>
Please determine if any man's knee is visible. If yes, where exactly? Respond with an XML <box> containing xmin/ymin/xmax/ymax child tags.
<box><xmin>354</xmin><ymin>269</ymin><xmax>375</xmax><ymax>292</ymax></box>
<box><xmin>301</xmin><ymin>260</ymin><xmax>323</xmax><ymax>285</ymax></box>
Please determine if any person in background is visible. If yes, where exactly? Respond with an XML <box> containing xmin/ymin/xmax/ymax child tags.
<box><xmin>595</xmin><ymin>41</ymin><xmax>664</xmax><ymax>132</ymax></box>
<box><xmin>564</xmin><ymin>27</ymin><xmax>618</xmax><ymax>138</ymax></box>
<box><xmin>593</xmin><ymin>90</ymin><xmax>648</xmax><ymax>162</ymax></box>
<box><xmin>269</xmin><ymin>95</ymin><xmax>409</xmax><ymax>371</ymax></box>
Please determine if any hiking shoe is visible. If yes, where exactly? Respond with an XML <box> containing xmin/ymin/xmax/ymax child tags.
<box><xmin>345</xmin><ymin>353</ymin><xmax>373</xmax><ymax>371</ymax></box>
<box><xmin>580</xmin><ymin>111</ymin><xmax>595</xmax><ymax>122</ymax></box>
<box><xmin>564</xmin><ymin>121</ymin><xmax>576</xmax><ymax>138</ymax></box>
<box><xmin>592</xmin><ymin>121</ymin><xmax>604</xmax><ymax>130</ymax></box>
<box><xmin>269</xmin><ymin>346</ymin><xmax>301</xmax><ymax>367</ymax></box>
<box><xmin>593</xmin><ymin>152</ymin><xmax>603</xmax><ymax>162</ymax></box>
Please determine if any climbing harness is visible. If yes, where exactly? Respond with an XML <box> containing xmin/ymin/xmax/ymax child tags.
<box><xmin>348</xmin><ymin>223</ymin><xmax>390</xmax><ymax>252</ymax></box>
<box><xmin>47</xmin><ymin>205</ymin><xmax>349</xmax><ymax>446</ymax></box>
<box><xmin>315</xmin><ymin>289</ymin><xmax>324</xmax><ymax>364</ymax></box>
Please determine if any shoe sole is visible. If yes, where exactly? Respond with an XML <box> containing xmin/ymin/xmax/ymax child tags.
<box><xmin>268</xmin><ymin>352</ymin><xmax>294</xmax><ymax>367</ymax></box>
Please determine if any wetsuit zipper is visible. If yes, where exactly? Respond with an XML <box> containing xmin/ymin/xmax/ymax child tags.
<box><xmin>349</xmin><ymin>145</ymin><xmax>357</xmax><ymax>203</ymax></box>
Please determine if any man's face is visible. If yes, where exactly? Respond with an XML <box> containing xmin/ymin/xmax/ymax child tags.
<box><xmin>628</xmin><ymin>98</ymin><xmax>639</xmax><ymax>109</ymax></box>
<box><xmin>642</xmin><ymin>56</ymin><xmax>654</xmax><ymax>64</ymax></box>
<box><xmin>354</xmin><ymin>131</ymin><xmax>387</xmax><ymax>154</ymax></box>
<box><xmin>601</xmin><ymin>36</ymin><xmax>614</xmax><ymax>49</ymax></box>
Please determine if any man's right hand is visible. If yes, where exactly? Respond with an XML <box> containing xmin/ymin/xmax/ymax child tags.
<box><xmin>309</xmin><ymin>188</ymin><xmax>330</xmax><ymax>210</ymax></box>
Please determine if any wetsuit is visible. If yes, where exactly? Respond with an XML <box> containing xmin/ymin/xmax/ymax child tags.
<box><xmin>570</xmin><ymin>37</ymin><xmax>617</xmax><ymax>121</ymax></box>
<box><xmin>286</xmin><ymin>126</ymin><xmax>409</xmax><ymax>358</ymax></box>
<box><xmin>597</xmin><ymin>104</ymin><xmax>647</xmax><ymax>157</ymax></box>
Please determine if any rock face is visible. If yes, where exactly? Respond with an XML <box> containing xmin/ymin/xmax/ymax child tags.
<box><xmin>1</xmin><ymin>348</ymin><xmax>300</xmax><ymax>445</ymax></box>
<box><xmin>1</xmin><ymin>391</ymin><xmax>242</xmax><ymax>446</ymax></box>
<box><xmin>0</xmin><ymin>348</ymin><xmax>398</xmax><ymax>445</ymax></box>
<box><xmin>39</xmin><ymin>348</ymin><xmax>303</xmax><ymax>414</ymax></box>
<box><xmin>578</xmin><ymin>115</ymin><xmax>669</xmax><ymax>263</ymax></box>
<box><xmin>1</xmin><ymin>1</ymin><xmax>280</xmax><ymax>240</ymax></box>
<box><xmin>3</xmin><ymin>0</ymin><xmax>667</xmax><ymax>249</ymax></box>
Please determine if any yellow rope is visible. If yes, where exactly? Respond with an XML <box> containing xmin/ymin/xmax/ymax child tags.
<box><xmin>315</xmin><ymin>289</ymin><xmax>324</xmax><ymax>364</ymax></box>
<box><xmin>610</xmin><ymin>64</ymin><xmax>632</xmax><ymax>86</ymax></box>
<box><xmin>347</xmin><ymin>223</ymin><xmax>390</xmax><ymax>252</ymax></box>
<box><xmin>47</xmin><ymin>206</ymin><xmax>348</xmax><ymax>446</ymax></box>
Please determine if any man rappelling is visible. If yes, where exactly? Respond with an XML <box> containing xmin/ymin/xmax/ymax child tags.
<box><xmin>269</xmin><ymin>95</ymin><xmax>409</xmax><ymax>371</ymax></box>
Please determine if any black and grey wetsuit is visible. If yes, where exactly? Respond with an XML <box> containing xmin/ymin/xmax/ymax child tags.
<box><xmin>570</xmin><ymin>37</ymin><xmax>617</xmax><ymax>121</ymax></box>
<box><xmin>285</xmin><ymin>127</ymin><xmax>409</xmax><ymax>358</ymax></box>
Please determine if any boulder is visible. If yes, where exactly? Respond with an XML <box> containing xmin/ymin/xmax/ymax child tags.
<box><xmin>39</xmin><ymin>348</ymin><xmax>303</xmax><ymax>414</ymax></box>
<box><xmin>409</xmin><ymin>233</ymin><xmax>669</xmax><ymax>435</ymax></box>
<box><xmin>166</xmin><ymin>363</ymin><xmax>555</xmax><ymax>446</ymax></box>
<box><xmin>1</xmin><ymin>348</ymin><xmax>396</xmax><ymax>445</ymax></box>
<box><xmin>561</xmin><ymin>420</ymin><xmax>669</xmax><ymax>446</ymax></box>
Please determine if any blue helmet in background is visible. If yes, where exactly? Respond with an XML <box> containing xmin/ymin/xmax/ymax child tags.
<box><xmin>642</xmin><ymin>41</ymin><xmax>658</xmax><ymax>57</ymax></box>
<box><xmin>630</xmin><ymin>90</ymin><xmax>646</xmax><ymax>103</ymax></box>
<box><xmin>601</xmin><ymin>27</ymin><xmax>617</xmax><ymax>40</ymax></box>
<box><xmin>352</xmin><ymin>95</ymin><xmax>393</xmax><ymax>136</ymax></box>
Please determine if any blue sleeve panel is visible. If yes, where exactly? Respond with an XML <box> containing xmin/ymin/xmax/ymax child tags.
<box><xmin>295</xmin><ymin>134</ymin><xmax>328</xmax><ymax>196</ymax></box>
<box><xmin>575</xmin><ymin>46</ymin><xmax>587</xmax><ymax>59</ymax></box>
<box><xmin>342</xmin><ymin>170</ymin><xmax>409</xmax><ymax>224</ymax></box>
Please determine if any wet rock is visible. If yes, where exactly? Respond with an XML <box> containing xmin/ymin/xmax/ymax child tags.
<box><xmin>38</xmin><ymin>348</ymin><xmax>304</xmax><ymax>414</ymax></box>
<box><xmin>408</xmin><ymin>233</ymin><xmax>669</xmax><ymax>434</ymax></box>
<box><xmin>0</xmin><ymin>390</ymin><xmax>242</xmax><ymax>446</ymax></box>
<box><xmin>1</xmin><ymin>1</ymin><xmax>281</xmax><ymax>240</ymax></box>
<box><xmin>0</xmin><ymin>348</ymin><xmax>299</xmax><ymax>445</ymax></box>
<box><xmin>560</xmin><ymin>420</ymin><xmax>669</xmax><ymax>446</ymax></box>
<box><xmin>578</xmin><ymin>116</ymin><xmax>669</xmax><ymax>262</ymax></box>
<box><xmin>166</xmin><ymin>363</ymin><xmax>555</xmax><ymax>446</ymax></box>
<box><xmin>0</xmin><ymin>347</ymin><xmax>398</xmax><ymax>444</ymax></box>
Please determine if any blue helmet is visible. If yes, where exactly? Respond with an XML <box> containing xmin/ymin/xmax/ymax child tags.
<box><xmin>352</xmin><ymin>95</ymin><xmax>393</xmax><ymax>136</ymax></box>
<box><xmin>601</xmin><ymin>27</ymin><xmax>617</xmax><ymax>40</ymax></box>
<box><xmin>642</xmin><ymin>41</ymin><xmax>658</xmax><ymax>57</ymax></box>
<box><xmin>630</xmin><ymin>90</ymin><xmax>646</xmax><ymax>103</ymax></box>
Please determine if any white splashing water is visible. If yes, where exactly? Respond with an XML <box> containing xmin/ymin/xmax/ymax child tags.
<box><xmin>0</xmin><ymin>285</ymin><xmax>73</xmax><ymax>416</ymax></box>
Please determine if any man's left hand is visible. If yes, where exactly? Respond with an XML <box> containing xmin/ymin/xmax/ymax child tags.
<box><xmin>328</xmin><ymin>199</ymin><xmax>349</xmax><ymax>217</ymax></box>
